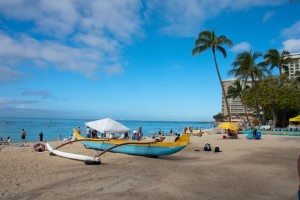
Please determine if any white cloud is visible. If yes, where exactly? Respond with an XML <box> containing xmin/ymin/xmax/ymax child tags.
<box><xmin>104</xmin><ymin>64</ymin><xmax>124</xmax><ymax>75</ymax></box>
<box><xmin>0</xmin><ymin>0</ymin><xmax>291</xmax><ymax>83</ymax></box>
<box><xmin>0</xmin><ymin>33</ymin><xmax>102</xmax><ymax>77</ymax></box>
<box><xmin>230</xmin><ymin>42</ymin><xmax>252</xmax><ymax>52</ymax></box>
<box><xmin>281</xmin><ymin>20</ymin><xmax>300</xmax><ymax>38</ymax></box>
<box><xmin>21</xmin><ymin>90</ymin><xmax>52</xmax><ymax>99</ymax></box>
<box><xmin>146</xmin><ymin>0</ymin><xmax>287</xmax><ymax>37</ymax></box>
<box><xmin>73</xmin><ymin>33</ymin><xmax>121</xmax><ymax>52</ymax></box>
<box><xmin>0</xmin><ymin>0</ymin><xmax>143</xmax><ymax>81</ymax></box>
<box><xmin>282</xmin><ymin>39</ymin><xmax>300</xmax><ymax>53</ymax></box>
<box><xmin>263</xmin><ymin>11</ymin><xmax>275</xmax><ymax>22</ymax></box>
<box><xmin>0</xmin><ymin>98</ymin><xmax>37</xmax><ymax>105</ymax></box>
<box><xmin>0</xmin><ymin>66</ymin><xmax>25</xmax><ymax>83</ymax></box>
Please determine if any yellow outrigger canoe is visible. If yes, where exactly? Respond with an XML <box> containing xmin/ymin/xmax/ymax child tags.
<box><xmin>46</xmin><ymin>129</ymin><xmax>190</xmax><ymax>164</ymax></box>
<box><xmin>74</xmin><ymin>129</ymin><xmax>190</xmax><ymax>157</ymax></box>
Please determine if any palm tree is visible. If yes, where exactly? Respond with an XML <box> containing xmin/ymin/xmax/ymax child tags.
<box><xmin>192</xmin><ymin>30</ymin><xmax>233</xmax><ymax>121</ymax></box>
<box><xmin>264</xmin><ymin>49</ymin><xmax>291</xmax><ymax>77</ymax></box>
<box><xmin>227</xmin><ymin>80</ymin><xmax>250</xmax><ymax>121</ymax></box>
<box><xmin>228</xmin><ymin>50</ymin><xmax>268</xmax><ymax>124</ymax></box>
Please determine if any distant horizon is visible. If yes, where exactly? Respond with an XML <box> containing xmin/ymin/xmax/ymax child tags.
<box><xmin>0</xmin><ymin>116</ymin><xmax>215</xmax><ymax>123</ymax></box>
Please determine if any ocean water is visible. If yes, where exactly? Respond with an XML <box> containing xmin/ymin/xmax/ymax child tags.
<box><xmin>0</xmin><ymin>117</ymin><xmax>216</xmax><ymax>143</ymax></box>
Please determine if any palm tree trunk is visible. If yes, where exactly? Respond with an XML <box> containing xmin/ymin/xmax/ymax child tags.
<box><xmin>212</xmin><ymin>48</ymin><xmax>232</xmax><ymax>122</ymax></box>
<box><xmin>271</xmin><ymin>105</ymin><xmax>277</xmax><ymax>130</ymax></box>
<box><xmin>251</xmin><ymin>77</ymin><xmax>262</xmax><ymax>125</ymax></box>
<box><xmin>240</xmin><ymin>96</ymin><xmax>249</xmax><ymax>122</ymax></box>
<box><xmin>279</xmin><ymin>65</ymin><xmax>282</xmax><ymax>76</ymax></box>
<box><xmin>241</xmin><ymin>81</ymin><xmax>250</xmax><ymax>122</ymax></box>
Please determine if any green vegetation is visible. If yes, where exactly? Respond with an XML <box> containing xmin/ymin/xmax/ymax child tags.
<box><xmin>243</xmin><ymin>76</ymin><xmax>300</xmax><ymax>128</ymax></box>
<box><xmin>264</xmin><ymin>49</ymin><xmax>291</xmax><ymax>77</ymax></box>
<box><xmin>213</xmin><ymin>113</ymin><xmax>226</xmax><ymax>122</ymax></box>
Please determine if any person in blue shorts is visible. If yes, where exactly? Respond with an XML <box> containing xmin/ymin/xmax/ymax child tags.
<box><xmin>21</xmin><ymin>129</ymin><xmax>27</xmax><ymax>143</ymax></box>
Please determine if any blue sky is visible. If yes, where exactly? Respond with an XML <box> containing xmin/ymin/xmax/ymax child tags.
<box><xmin>0</xmin><ymin>0</ymin><xmax>299</xmax><ymax>121</ymax></box>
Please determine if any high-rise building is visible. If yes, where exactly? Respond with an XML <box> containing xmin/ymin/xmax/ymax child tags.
<box><xmin>285</xmin><ymin>52</ymin><xmax>300</xmax><ymax>79</ymax></box>
<box><xmin>221</xmin><ymin>78</ymin><xmax>252</xmax><ymax>121</ymax></box>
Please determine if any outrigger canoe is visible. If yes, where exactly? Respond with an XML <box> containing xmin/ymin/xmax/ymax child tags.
<box><xmin>74</xmin><ymin>129</ymin><xmax>190</xmax><ymax>157</ymax></box>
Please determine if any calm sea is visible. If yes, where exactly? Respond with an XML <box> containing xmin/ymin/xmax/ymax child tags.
<box><xmin>0</xmin><ymin>117</ymin><xmax>216</xmax><ymax>143</ymax></box>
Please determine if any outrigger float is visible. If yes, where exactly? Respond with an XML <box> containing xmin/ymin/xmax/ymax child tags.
<box><xmin>46</xmin><ymin>118</ymin><xmax>190</xmax><ymax>165</ymax></box>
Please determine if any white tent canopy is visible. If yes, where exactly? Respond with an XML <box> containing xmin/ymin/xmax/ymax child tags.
<box><xmin>85</xmin><ymin>118</ymin><xmax>130</xmax><ymax>133</ymax></box>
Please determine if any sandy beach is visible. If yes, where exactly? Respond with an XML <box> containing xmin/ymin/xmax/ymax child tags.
<box><xmin>0</xmin><ymin>134</ymin><xmax>299</xmax><ymax>200</ymax></box>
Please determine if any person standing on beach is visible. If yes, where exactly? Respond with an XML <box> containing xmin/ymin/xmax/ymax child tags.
<box><xmin>183</xmin><ymin>127</ymin><xmax>187</xmax><ymax>134</ymax></box>
<box><xmin>86</xmin><ymin>126</ymin><xmax>91</xmax><ymax>138</ymax></box>
<box><xmin>252</xmin><ymin>127</ymin><xmax>257</xmax><ymax>140</ymax></box>
<box><xmin>77</xmin><ymin>127</ymin><xmax>81</xmax><ymax>135</ymax></box>
<box><xmin>137</xmin><ymin>127</ymin><xmax>143</xmax><ymax>140</ymax></box>
<box><xmin>21</xmin><ymin>129</ymin><xmax>27</xmax><ymax>142</ymax></box>
<box><xmin>39</xmin><ymin>132</ymin><xmax>43</xmax><ymax>142</ymax></box>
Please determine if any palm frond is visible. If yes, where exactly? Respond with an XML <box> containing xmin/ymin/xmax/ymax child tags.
<box><xmin>218</xmin><ymin>35</ymin><xmax>233</xmax><ymax>47</ymax></box>
<box><xmin>192</xmin><ymin>44</ymin><xmax>211</xmax><ymax>56</ymax></box>
<box><xmin>216</xmin><ymin>46</ymin><xmax>227</xmax><ymax>58</ymax></box>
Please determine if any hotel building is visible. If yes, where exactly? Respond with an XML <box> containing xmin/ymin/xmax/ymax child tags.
<box><xmin>284</xmin><ymin>52</ymin><xmax>300</xmax><ymax>79</ymax></box>
<box><xmin>221</xmin><ymin>78</ymin><xmax>252</xmax><ymax>122</ymax></box>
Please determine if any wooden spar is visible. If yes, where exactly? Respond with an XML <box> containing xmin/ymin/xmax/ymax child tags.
<box><xmin>53</xmin><ymin>138</ymin><xmax>108</xmax><ymax>150</ymax></box>
<box><xmin>95</xmin><ymin>141</ymin><xmax>157</xmax><ymax>157</ymax></box>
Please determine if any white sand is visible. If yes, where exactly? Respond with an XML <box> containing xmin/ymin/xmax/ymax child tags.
<box><xmin>0</xmin><ymin>134</ymin><xmax>299</xmax><ymax>200</ymax></box>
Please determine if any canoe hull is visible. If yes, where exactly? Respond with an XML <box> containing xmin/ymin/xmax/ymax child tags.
<box><xmin>81</xmin><ymin>141</ymin><xmax>187</xmax><ymax>156</ymax></box>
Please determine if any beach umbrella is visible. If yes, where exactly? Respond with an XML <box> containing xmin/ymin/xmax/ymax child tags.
<box><xmin>289</xmin><ymin>115</ymin><xmax>300</xmax><ymax>122</ymax></box>
<box><xmin>218</xmin><ymin>122</ymin><xmax>239</xmax><ymax>131</ymax></box>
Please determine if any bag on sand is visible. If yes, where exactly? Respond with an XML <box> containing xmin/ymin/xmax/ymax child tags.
<box><xmin>204</xmin><ymin>143</ymin><xmax>212</xmax><ymax>151</ymax></box>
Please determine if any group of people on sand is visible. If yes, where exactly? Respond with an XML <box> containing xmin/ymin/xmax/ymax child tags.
<box><xmin>183</xmin><ymin>126</ymin><xmax>193</xmax><ymax>134</ymax></box>
<box><xmin>85</xmin><ymin>127</ymin><xmax>100</xmax><ymax>138</ymax></box>
<box><xmin>0</xmin><ymin>137</ymin><xmax>11</xmax><ymax>145</ymax></box>
<box><xmin>19</xmin><ymin>129</ymin><xmax>44</xmax><ymax>143</ymax></box>
<box><xmin>84</xmin><ymin>126</ymin><xmax>132</xmax><ymax>140</ymax></box>
<box><xmin>227</xmin><ymin>129</ymin><xmax>238</xmax><ymax>139</ymax></box>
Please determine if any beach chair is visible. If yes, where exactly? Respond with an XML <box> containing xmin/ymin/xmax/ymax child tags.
<box><xmin>1</xmin><ymin>137</ymin><xmax>11</xmax><ymax>145</ymax></box>
<box><xmin>255</xmin><ymin>132</ymin><xmax>261</xmax><ymax>140</ymax></box>
<box><xmin>246</xmin><ymin>132</ymin><xmax>261</xmax><ymax>140</ymax></box>
<box><xmin>246</xmin><ymin>133</ymin><xmax>253</xmax><ymax>139</ymax></box>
